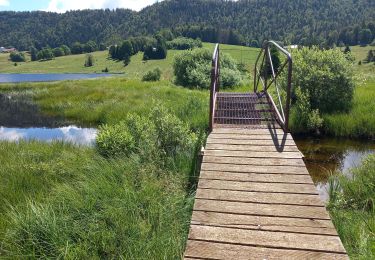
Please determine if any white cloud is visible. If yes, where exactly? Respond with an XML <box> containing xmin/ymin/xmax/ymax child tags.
<box><xmin>46</xmin><ymin>0</ymin><xmax>160</xmax><ymax>12</ymax></box>
<box><xmin>0</xmin><ymin>0</ymin><xmax>10</xmax><ymax>7</ymax></box>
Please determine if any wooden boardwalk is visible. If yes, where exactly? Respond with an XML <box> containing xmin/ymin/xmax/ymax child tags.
<box><xmin>184</xmin><ymin>127</ymin><xmax>348</xmax><ymax>259</ymax></box>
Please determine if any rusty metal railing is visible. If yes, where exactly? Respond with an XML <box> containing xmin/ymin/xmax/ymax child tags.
<box><xmin>254</xmin><ymin>41</ymin><xmax>292</xmax><ymax>132</ymax></box>
<box><xmin>209</xmin><ymin>44</ymin><xmax>220</xmax><ymax>132</ymax></box>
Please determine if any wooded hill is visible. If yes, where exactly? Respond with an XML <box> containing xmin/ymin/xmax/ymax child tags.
<box><xmin>1</xmin><ymin>0</ymin><xmax>374</xmax><ymax>50</ymax></box>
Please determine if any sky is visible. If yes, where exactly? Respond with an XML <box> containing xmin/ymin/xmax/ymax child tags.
<box><xmin>0</xmin><ymin>0</ymin><xmax>162</xmax><ymax>12</ymax></box>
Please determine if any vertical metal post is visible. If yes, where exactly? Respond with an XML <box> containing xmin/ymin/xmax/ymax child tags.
<box><xmin>284</xmin><ymin>58</ymin><xmax>292</xmax><ymax>132</ymax></box>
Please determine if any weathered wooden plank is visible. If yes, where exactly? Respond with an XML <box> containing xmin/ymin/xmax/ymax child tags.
<box><xmin>209</xmin><ymin>133</ymin><xmax>293</xmax><ymax>140</ymax></box>
<box><xmin>205</xmin><ymin>143</ymin><xmax>301</xmax><ymax>152</ymax></box>
<box><xmin>203</xmin><ymin>156</ymin><xmax>306</xmax><ymax>167</ymax></box>
<box><xmin>201</xmin><ymin>162</ymin><xmax>310</xmax><ymax>175</ymax></box>
<box><xmin>191</xmin><ymin>211</ymin><xmax>337</xmax><ymax>235</ymax></box>
<box><xmin>188</xmin><ymin>225</ymin><xmax>346</xmax><ymax>253</ymax></box>
<box><xmin>206</xmin><ymin>137</ymin><xmax>296</xmax><ymax>146</ymax></box>
<box><xmin>196</xmin><ymin>188</ymin><xmax>324</xmax><ymax>206</ymax></box>
<box><xmin>194</xmin><ymin>199</ymin><xmax>330</xmax><ymax>219</ymax></box>
<box><xmin>212</xmin><ymin>128</ymin><xmax>286</xmax><ymax>135</ymax></box>
<box><xmin>185</xmin><ymin>240</ymin><xmax>349</xmax><ymax>259</ymax></box>
<box><xmin>198</xmin><ymin>179</ymin><xmax>318</xmax><ymax>194</ymax></box>
<box><xmin>204</xmin><ymin>149</ymin><xmax>303</xmax><ymax>159</ymax></box>
<box><xmin>199</xmin><ymin>170</ymin><xmax>313</xmax><ymax>184</ymax></box>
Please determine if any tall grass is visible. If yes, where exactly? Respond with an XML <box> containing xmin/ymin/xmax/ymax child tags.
<box><xmin>327</xmin><ymin>154</ymin><xmax>375</xmax><ymax>258</ymax></box>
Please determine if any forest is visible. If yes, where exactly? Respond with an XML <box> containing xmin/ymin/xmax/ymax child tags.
<box><xmin>0</xmin><ymin>0</ymin><xmax>374</xmax><ymax>50</ymax></box>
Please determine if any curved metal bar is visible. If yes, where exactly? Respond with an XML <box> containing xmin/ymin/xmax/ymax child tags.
<box><xmin>253</xmin><ymin>41</ymin><xmax>292</xmax><ymax>132</ymax></box>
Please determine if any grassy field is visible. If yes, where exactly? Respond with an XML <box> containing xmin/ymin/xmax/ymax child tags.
<box><xmin>0</xmin><ymin>43</ymin><xmax>260</xmax><ymax>81</ymax></box>
<box><xmin>0</xmin><ymin>79</ymin><xmax>208</xmax><ymax>258</ymax></box>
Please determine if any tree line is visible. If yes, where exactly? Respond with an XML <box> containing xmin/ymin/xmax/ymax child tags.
<box><xmin>0</xmin><ymin>0</ymin><xmax>374</xmax><ymax>50</ymax></box>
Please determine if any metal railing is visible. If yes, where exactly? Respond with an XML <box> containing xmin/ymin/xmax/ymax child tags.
<box><xmin>254</xmin><ymin>41</ymin><xmax>292</xmax><ymax>132</ymax></box>
<box><xmin>209</xmin><ymin>44</ymin><xmax>220</xmax><ymax>132</ymax></box>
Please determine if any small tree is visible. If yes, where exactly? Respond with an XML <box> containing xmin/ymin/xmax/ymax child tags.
<box><xmin>365</xmin><ymin>50</ymin><xmax>374</xmax><ymax>63</ymax></box>
<box><xmin>9</xmin><ymin>52</ymin><xmax>26</xmax><ymax>62</ymax></box>
<box><xmin>84</xmin><ymin>40</ymin><xmax>98</xmax><ymax>53</ymax></box>
<box><xmin>343</xmin><ymin>45</ymin><xmax>351</xmax><ymax>54</ymax></box>
<box><xmin>118</xmin><ymin>40</ymin><xmax>133</xmax><ymax>60</ymax></box>
<box><xmin>37</xmin><ymin>48</ymin><xmax>54</xmax><ymax>60</ymax></box>
<box><xmin>71</xmin><ymin>42</ymin><xmax>83</xmax><ymax>54</ymax></box>
<box><xmin>142</xmin><ymin>68</ymin><xmax>162</xmax><ymax>81</ymax></box>
<box><xmin>61</xmin><ymin>45</ymin><xmax>71</xmax><ymax>55</ymax></box>
<box><xmin>30</xmin><ymin>47</ymin><xmax>38</xmax><ymax>61</ymax></box>
<box><xmin>84</xmin><ymin>54</ymin><xmax>94</xmax><ymax>67</ymax></box>
<box><xmin>53</xmin><ymin>47</ymin><xmax>65</xmax><ymax>57</ymax></box>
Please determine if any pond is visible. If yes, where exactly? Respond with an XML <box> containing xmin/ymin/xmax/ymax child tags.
<box><xmin>295</xmin><ymin>137</ymin><xmax>375</xmax><ymax>201</ymax></box>
<box><xmin>0</xmin><ymin>93</ymin><xmax>97</xmax><ymax>145</ymax></box>
<box><xmin>0</xmin><ymin>73</ymin><xmax>121</xmax><ymax>83</ymax></box>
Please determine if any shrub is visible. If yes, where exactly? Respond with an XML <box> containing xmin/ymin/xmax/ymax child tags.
<box><xmin>9</xmin><ymin>51</ymin><xmax>26</xmax><ymax>62</ymax></box>
<box><xmin>143</xmin><ymin>35</ymin><xmax>167</xmax><ymax>60</ymax></box>
<box><xmin>71</xmin><ymin>42</ymin><xmax>84</xmax><ymax>54</ymax></box>
<box><xmin>96</xmin><ymin>105</ymin><xmax>196</xmax><ymax>160</ymax></box>
<box><xmin>37</xmin><ymin>48</ymin><xmax>54</xmax><ymax>60</ymax></box>
<box><xmin>60</xmin><ymin>45</ymin><xmax>71</xmax><ymax>55</ymax></box>
<box><xmin>290</xmin><ymin>87</ymin><xmax>323</xmax><ymax>133</ymax></box>
<box><xmin>96</xmin><ymin>121</ymin><xmax>135</xmax><ymax>157</ymax></box>
<box><xmin>84</xmin><ymin>40</ymin><xmax>98</xmax><ymax>53</ymax></box>
<box><xmin>84</xmin><ymin>54</ymin><xmax>94</xmax><ymax>67</ymax></box>
<box><xmin>142</xmin><ymin>68</ymin><xmax>162</xmax><ymax>81</ymax></box>
<box><xmin>291</xmin><ymin>47</ymin><xmax>355</xmax><ymax>114</ymax></box>
<box><xmin>173</xmin><ymin>48</ymin><xmax>242</xmax><ymax>89</ymax></box>
<box><xmin>166</xmin><ymin>37</ymin><xmax>202</xmax><ymax>50</ymax></box>
<box><xmin>52</xmin><ymin>47</ymin><xmax>65</xmax><ymax>57</ymax></box>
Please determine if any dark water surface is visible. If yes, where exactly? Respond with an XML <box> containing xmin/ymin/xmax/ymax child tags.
<box><xmin>0</xmin><ymin>73</ymin><xmax>119</xmax><ymax>83</ymax></box>
<box><xmin>0</xmin><ymin>93</ymin><xmax>97</xmax><ymax>145</ymax></box>
<box><xmin>295</xmin><ymin>137</ymin><xmax>375</xmax><ymax>201</ymax></box>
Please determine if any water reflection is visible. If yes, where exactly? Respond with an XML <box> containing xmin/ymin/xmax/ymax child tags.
<box><xmin>295</xmin><ymin>137</ymin><xmax>375</xmax><ymax>201</ymax></box>
<box><xmin>0</xmin><ymin>93</ymin><xmax>69</xmax><ymax>127</ymax></box>
<box><xmin>0</xmin><ymin>126</ymin><xmax>97</xmax><ymax>145</ymax></box>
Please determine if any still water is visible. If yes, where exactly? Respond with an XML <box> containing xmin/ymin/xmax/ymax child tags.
<box><xmin>295</xmin><ymin>137</ymin><xmax>375</xmax><ymax>201</ymax></box>
<box><xmin>0</xmin><ymin>73</ymin><xmax>119</xmax><ymax>83</ymax></box>
<box><xmin>0</xmin><ymin>93</ymin><xmax>97</xmax><ymax>145</ymax></box>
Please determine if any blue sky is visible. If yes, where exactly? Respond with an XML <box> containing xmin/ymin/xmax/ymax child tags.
<box><xmin>0</xmin><ymin>0</ymin><xmax>161</xmax><ymax>12</ymax></box>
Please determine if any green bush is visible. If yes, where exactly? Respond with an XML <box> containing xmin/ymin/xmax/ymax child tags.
<box><xmin>96</xmin><ymin>121</ymin><xmax>135</xmax><ymax>157</ymax></box>
<box><xmin>291</xmin><ymin>47</ymin><xmax>355</xmax><ymax>113</ymax></box>
<box><xmin>52</xmin><ymin>47</ymin><xmax>65</xmax><ymax>57</ymax></box>
<box><xmin>290</xmin><ymin>87</ymin><xmax>323</xmax><ymax>133</ymax></box>
<box><xmin>84</xmin><ymin>54</ymin><xmax>94</xmax><ymax>67</ymax></box>
<box><xmin>142</xmin><ymin>68</ymin><xmax>162</xmax><ymax>81</ymax></box>
<box><xmin>96</xmin><ymin>105</ymin><xmax>196</xmax><ymax>160</ymax></box>
<box><xmin>173</xmin><ymin>48</ymin><xmax>242</xmax><ymax>89</ymax></box>
<box><xmin>166</xmin><ymin>37</ymin><xmax>202</xmax><ymax>50</ymax></box>
<box><xmin>9</xmin><ymin>51</ymin><xmax>26</xmax><ymax>62</ymax></box>
<box><xmin>37</xmin><ymin>48</ymin><xmax>54</xmax><ymax>60</ymax></box>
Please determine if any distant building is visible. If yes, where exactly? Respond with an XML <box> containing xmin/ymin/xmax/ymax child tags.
<box><xmin>0</xmin><ymin>47</ymin><xmax>17</xmax><ymax>53</ymax></box>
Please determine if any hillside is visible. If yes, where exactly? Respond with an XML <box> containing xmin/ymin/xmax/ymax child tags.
<box><xmin>0</xmin><ymin>0</ymin><xmax>374</xmax><ymax>50</ymax></box>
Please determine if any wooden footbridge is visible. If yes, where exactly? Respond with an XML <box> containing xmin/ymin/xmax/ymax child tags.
<box><xmin>184</xmin><ymin>42</ymin><xmax>348</xmax><ymax>259</ymax></box>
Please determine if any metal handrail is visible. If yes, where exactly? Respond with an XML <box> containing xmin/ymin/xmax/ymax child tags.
<box><xmin>209</xmin><ymin>44</ymin><xmax>220</xmax><ymax>132</ymax></box>
<box><xmin>254</xmin><ymin>40</ymin><xmax>292</xmax><ymax>132</ymax></box>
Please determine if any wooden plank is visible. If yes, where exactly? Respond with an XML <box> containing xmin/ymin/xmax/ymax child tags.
<box><xmin>185</xmin><ymin>240</ymin><xmax>349</xmax><ymax>259</ymax></box>
<box><xmin>194</xmin><ymin>199</ymin><xmax>330</xmax><ymax>219</ymax></box>
<box><xmin>196</xmin><ymin>188</ymin><xmax>324</xmax><ymax>206</ymax></box>
<box><xmin>209</xmin><ymin>133</ymin><xmax>293</xmax><ymax>140</ymax></box>
<box><xmin>199</xmin><ymin>170</ymin><xmax>313</xmax><ymax>184</ymax></box>
<box><xmin>206</xmin><ymin>138</ymin><xmax>296</xmax><ymax>146</ymax></box>
<box><xmin>204</xmin><ymin>149</ymin><xmax>303</xmax><ymax>159</ymax></box>
<box><xmin>212</xmin><ymin>128</ymin><xmax>286</xmax><ymax>135</ymax></box>
<box><xmin>203</xmin><ymin>156</ymin><xmax>306</xmax><ymax>167</ymax></box>
<box><xmin>191</xmin><ymin>211</ymin><xmax>337</xmax><ymax>235</ymax></box>
<box><xmin>201</xmin><ymin>162</ymin><xmax>310</xmax><ymax>175</ymax></box>
<box><xmin>188</xmin><ymin>225</ymin><xmax>346</xmax><ymax>253</ymax></box>
<box><xmin>198</xmin><ymin>179</ymin><xmax>318</xmax><ymax>194</ymax></box>
<box><xmin>205</xmin><ymin>143</ymin><xmax>301</xmax><ymax>152</ymax></box>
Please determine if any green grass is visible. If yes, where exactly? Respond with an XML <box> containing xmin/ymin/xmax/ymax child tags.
<box><xmin>0</xmin><ymin>141</ymin><xmax>196</xmax><ymax>258</ymax></box>
<box><xmin>0</xmin><ymin>78</ymin><xmax>209</xmax><ymax>130</ymax></box>
<box><xmin>328</xmin><ymin>154</ymin><xmax>375</xmax><ymax>258</ymax></box>
<box><xmin>0</xmin><ymin>78</ymin><xmax>209</xmax><ymax>258</ymax></box>
<box><xmin>0</xmin><ymin>43</ymin><xmax>260</xmax><ymax>81</ymax></box>
<box><xmin>323</xmin><ymin>45</ymin><xmax>375</xmax><ymax>138</ymax></box>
